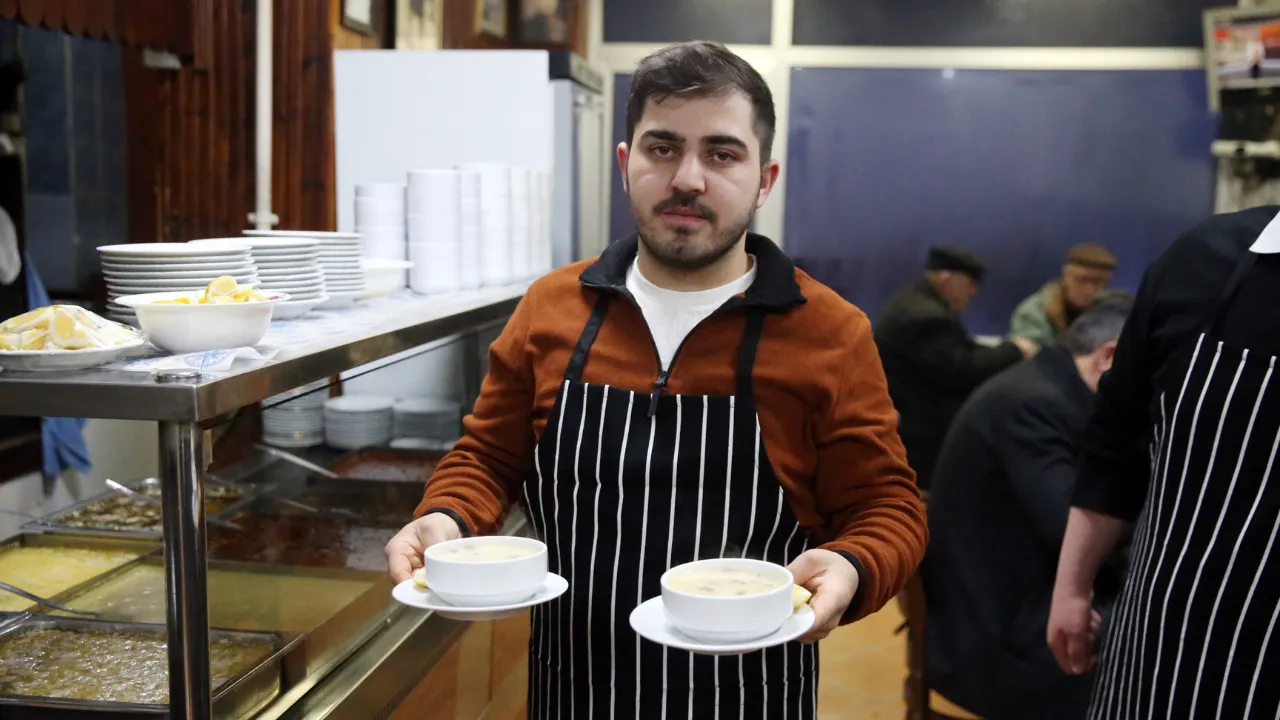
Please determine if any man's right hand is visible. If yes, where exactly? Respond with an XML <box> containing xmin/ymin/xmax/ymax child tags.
<box><xmin>1013</xmin><ymin>336</ymin><xmax>1040</xmax><ymax>359</ymax></box>
<box><xmin>385</xmin><ymin>512</ymin><xmax>462</xmax><ymax>582</ymax></box>
<box><xmin>1047</xmin><ymin>587</ymin><xmax>1102</xmax><ymax>676</ymax></box>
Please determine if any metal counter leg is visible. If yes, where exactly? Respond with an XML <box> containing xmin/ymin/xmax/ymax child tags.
<box><xmin>159</xmin><ymin>421</ymin><xmax>212</xmax><ymax>718</ymax></box>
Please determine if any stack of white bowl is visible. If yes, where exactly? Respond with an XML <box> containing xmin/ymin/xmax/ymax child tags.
<box><xmin>393</xmin><ymin>397</ymin><xmax>463</xmax><ymax>441</ymax></box>
<box><xmin>510</xmin><ymin>167</ymin><xmax>533</xmax><ymax>281</ymax></box>
<box><xmin>262</xmin><ymin>380</ymin><xmax>328</xmax><ymax>448</ymax></box>
<box><xmin>407</xmin><ymin>169</ymin><xmax>462</xmax><ymax>295</ymax></box>
<box><xmin>244</xmin><ymin>230</ymin><xmax>367</xmax><ymax>307</ymax></box>
<box><xmin>355</xmin><ymin>183</ymin><xmax>407</xmax><ymax>261</ymax></box>
<box><xmin>458</xmin><ymin>169</ymin><xmax>482</xmax><ymax>290</ymax></box>
<box><xmin>189</xmin><ymin>237</ymin><xmax>327</xmax><ymax>320</ymax></box>
<box><xmin>324</xmin><ymin>395</ymin><xmax>394</xmax><ymax>450</ymax></box>
<box><xmin>99</xmin><ymin>243</ymin><xmax>258</xmax><ymax>327</ymax></box>
<box><xmin>460</xmin><ymin>163</ymin><xmax>513</xmax><ymax>287</ymax></box>
<box><xmin>529</xmin><ymin>171</ymin><xmax>549</xmax><ymax>276</ymax></box>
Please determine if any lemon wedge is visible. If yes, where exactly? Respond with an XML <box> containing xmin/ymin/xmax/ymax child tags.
<box><xmin>205</xmin><ymin>275</ymin><xmax>240</xmax><ymax>299</ymax></box>
<box><xmin>412</xmin><ymin>568</ymin><xmax>429</xmax><ymax>588</ymax></box>
<box><xmin>792</xmin><ymin>584</ymin><xmax>812</xmax><ymax>610</ymax></box>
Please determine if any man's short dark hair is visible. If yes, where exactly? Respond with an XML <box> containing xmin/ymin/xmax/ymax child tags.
<box><xmin>626</xmin><ymin>41</ymin><xmax>776</xmax><ymax>162</ymax></box>
<box><xmin>1061</xmin><ymin>295</ymin><xmax>1134</xmax><ymax>356</ymax></box>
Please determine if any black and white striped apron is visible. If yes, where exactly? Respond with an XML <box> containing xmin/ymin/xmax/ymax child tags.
<box><xmin>520</xmin><ymin>295</ymin><xmax>818</xmax><ymax>720</ymax></box>
<box><xmin>1089</xmin><ymin>249</ymin><xmax>1280</xmax><ymax>719</ymax></box>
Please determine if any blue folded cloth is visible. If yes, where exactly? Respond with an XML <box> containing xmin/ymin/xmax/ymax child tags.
<box><xmin>23</xmin><ymin>253</ymin><xmax>92</xmax><ymax>476</ymax></box>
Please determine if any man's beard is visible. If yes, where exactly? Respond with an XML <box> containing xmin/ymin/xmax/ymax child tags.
<box><xmin>632</xmin><ymin>191</ymin><xmax>756</xmax><ymax>272</ymax></box>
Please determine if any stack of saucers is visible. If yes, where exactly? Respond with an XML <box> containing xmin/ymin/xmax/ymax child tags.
<box><xmin>190</xmin><ymin>237</ymin><xmax>327</xmax><ymax>320</ymax></box>
<box><xmin>324</xmin><ymin>395</ymin><xmax>394</xmax><ymax>450</ymax></box>
<box><xmin>262</xmin><ymin>380</ymin><xmax>329</xmax><ymax>448</ymax></box>
<box><xmin>244</xmin><ymin>230</ymin><xmax>367</xmax><ymax>308</ymax></box>
<box><xmin>393</xmin><ymin>397</ymin><xmax>463</xmax><ymax>442</ymax></box>
<box><xmin>99</xmin><ymin>242</ymin><xmax>258</xmax><ymax>326</ymax></box>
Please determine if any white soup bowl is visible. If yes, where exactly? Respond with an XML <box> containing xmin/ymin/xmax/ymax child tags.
<box><xmin>661</xmin><ymin>558</ymin><xmax>794</xmax><ymax>644</ymax></box>
<box><xmin>423</xmin><ymin>536</ymin><xmax>548</xmax><ymax>607</ymax></box>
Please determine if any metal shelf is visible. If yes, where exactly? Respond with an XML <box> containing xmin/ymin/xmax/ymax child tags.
<box><xmin>0</xmin><ymin>285</ymin><xmax>527</xmax><ymax>719</ymax></box>
<box><xmin>0</xmin><ymin>285</ymin><xmax>526</xmax><ymax>422</ymax></box>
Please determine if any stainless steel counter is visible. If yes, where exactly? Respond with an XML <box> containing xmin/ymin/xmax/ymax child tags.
<box><xmin>0</xmin><ymin>286</ymin><xmax>526</xmax><ymax>719</ymax></box>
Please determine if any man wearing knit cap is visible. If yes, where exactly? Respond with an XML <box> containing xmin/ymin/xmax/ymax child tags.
<box><xmin>876</xmin><ymin>245</ymin><xmax>1037</xmax><ymax>489</ymax></box>
<box><xmin>1010</xmin><ymin>244</ymin><xmax>1117</xmax><ymax>349</ymax></box>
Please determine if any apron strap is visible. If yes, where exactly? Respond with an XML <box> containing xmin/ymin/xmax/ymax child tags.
<box><xmin>565</xmin><ymin>293</ymin><xmax>613</xmax><ymax>383</ymax></box>
<box><xmin>1206</xmin><ymin>250</ymin><xmax>1258</xmax><ymax>337</ymax></box>
<box><xmin>735</xmin><ymin>309</ymin><xmax>768</xmax><ymax>402</ymax></box>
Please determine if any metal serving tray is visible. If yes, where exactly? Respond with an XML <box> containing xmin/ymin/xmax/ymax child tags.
<box><xmin>0</xmin><ymin>616</ymin><xmax>299</xmax><ymax>719</ymax></box>
<box><xmin>24</xmin><ymin>477</ymin><xmax>261</xmax><ymax>540</ymax></box>
<box><xmin>0</xmin><ymin>533</ymin><xmax>160</xmax><ymax>614</ymax></box>
<box><xmin>55</xmin><ymin>555</ymin><xmax>392</xmax><ymax>678</ymax></box>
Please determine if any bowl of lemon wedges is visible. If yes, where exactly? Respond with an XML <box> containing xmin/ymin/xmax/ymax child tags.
<box><xmin>116</xmin><ymin>276</ymin><xmax>289</xmax><ymax>353</ymax></box>
<box><xmin>0</xmin><ymin>305</ymin><xmax>146</xmax><ymax>371</ymax></box>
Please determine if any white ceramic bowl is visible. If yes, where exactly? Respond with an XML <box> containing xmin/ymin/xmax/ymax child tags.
<box><xmin>660</xmin><ymin>558</ymin><xmax>795</xmax><ymax>644</ymax></box>
<box><xmin>423</xmin><ymin>536</ymin><xmax>548</xmax><ymax>607</ymax></box>
<box><xmin>115</xmin><ymin>290</ymin><xmax>289</xmax><ymax>353</ymax></box>
<box><xmin>359</xmin><ymin>259</ymin><xmax>413</xmax><ymax>299</ymax></box>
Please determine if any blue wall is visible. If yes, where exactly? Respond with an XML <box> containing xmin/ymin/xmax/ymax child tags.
<box><xmin>604</xmin><ymin>0</ymin><xmax>772</xmax><ymax>45</ymax></box>
<box><xmin>792</xmin><ymin>0</ymin><xmax>1223</xmax><ymax>48</ymax></box>
<box><xmin>782</xmin><ymin>68</ymin><xmax>1216</xmax><ymax>335</ymax></box>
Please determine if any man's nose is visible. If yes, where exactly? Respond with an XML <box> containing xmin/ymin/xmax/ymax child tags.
<box><xmin>670</xmin><ymin>155</ymin><xmax>707</xmax><ymax>194</ymax></box>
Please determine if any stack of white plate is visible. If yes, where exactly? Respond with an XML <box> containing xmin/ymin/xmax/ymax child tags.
<box><xmin>262</xmin><ymin>380</ymin><xmax>329</xmax><ymax>448</ymax></box>
<box><xmin>356</xmin><ymin>183</ymin><xmax>407</xmax><ymax>261</ymax></box>
<box><xmin>244</xmin><ymin>230</ymin><xmax>368</xmax><ymax>307</ymax></box>
<box><xmin>189</xmin><ymin>237</ymin><xmax>328</xmax><ymax>320</ymax></box>
<box><xmin>99</xmin><ymin>242</ymin><xmax>258</xmax><ymax>326</ymax></box>
<box><xmin>393</xmin><ymin>397</ymin><xmax>463</xmax><ymax>441</ymax></box>
<box><xmin>324</xmin><ymin>395</ymin><xmax>394</xmax><ymax>450</ymax></box>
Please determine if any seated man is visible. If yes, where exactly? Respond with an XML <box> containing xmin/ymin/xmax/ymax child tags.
<box><xmin>921</xmin><ymin>297</ymin><xmax>1132</xmax><ymax>720</ymax></box>
<box><xmin>1010</xmin><ymin>244</ymin><xmax>1116</xmax><ymax>350</ymax></box>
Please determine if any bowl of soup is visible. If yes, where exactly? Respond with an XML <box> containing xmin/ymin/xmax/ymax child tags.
<box><xmin>660</xmin><ymin>558</ymin><xmax>794</xmax><ymax>644</ymax></box>
<box><xmin>423</xmin><ymin>536</ymin><xmax>548</xmax><ymax>607</ymax></box>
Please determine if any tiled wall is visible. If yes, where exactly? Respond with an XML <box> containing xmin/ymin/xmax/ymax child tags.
<box><xmin>6</xmin><ymin>21</ymin><xmax>127</xmax><ymax>293</ymax></box>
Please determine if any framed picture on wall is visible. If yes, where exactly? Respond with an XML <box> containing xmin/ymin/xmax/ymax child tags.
<box><xmin>342</xmin><ymin>0</ymin><xmax>377</xmax><ymax>36</ymax></box>
<box><xmin>395</xmin><ymin>0</ymin><xmax>443</xmax><ymax>50</ymax></box>
<box><xmin>517</xmin><ymin>0</ymin><xmax>571</xmax><ymax>45</ymax></box>
<box><xmin>475</xmin><ymin>0</ymin><xmax>508</xmax><ymax>39</ymax></box>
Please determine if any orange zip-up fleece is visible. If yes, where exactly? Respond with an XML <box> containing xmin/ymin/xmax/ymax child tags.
<box><xmin>415</xmin><ymin>234</ymin><xmax>927</xmax><ymax>621</ymax></box>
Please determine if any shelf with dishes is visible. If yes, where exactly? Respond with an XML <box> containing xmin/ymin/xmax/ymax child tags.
<box><xmin>0</xmin><ymin>445</ymin><xmax>446</xmax><ymax>718</ymax></box>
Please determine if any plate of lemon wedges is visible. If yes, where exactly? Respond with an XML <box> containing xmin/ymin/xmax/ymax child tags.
<box><xmin>0</xmin><ymin>305</ymin><xmax>146</xmax><ymax>371</ymax></box>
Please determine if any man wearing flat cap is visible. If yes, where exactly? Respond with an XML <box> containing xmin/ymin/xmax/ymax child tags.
<box><xmin>875</xmin><ymin>246</ymin><xmax>1037</xmax><ymax>489</ymax></box>
<box><xmin>1010</xmin><ymin>244</ymin><xmax>1117</xmax><ymax>350</ymax></box>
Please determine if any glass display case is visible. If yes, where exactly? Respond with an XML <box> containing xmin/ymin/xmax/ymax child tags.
<box><xmin>0</xmin><ymin>286</ymin><xmax>528</xmax><ymax>719</ymax></box>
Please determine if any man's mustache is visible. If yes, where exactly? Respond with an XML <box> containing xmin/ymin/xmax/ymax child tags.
<box><xmin>653</xmin><ymin>193</ymin><xmax>716</xmax><ymax>222</ymax></box>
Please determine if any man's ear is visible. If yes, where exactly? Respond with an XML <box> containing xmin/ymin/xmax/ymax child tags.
<box><xmin>617</xmin><ymin>142</ymin><xmax>630</xmax><ymax>194</ymax></box>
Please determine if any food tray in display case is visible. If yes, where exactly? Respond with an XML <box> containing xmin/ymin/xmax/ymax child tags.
<box><xmin>54</xmin><ymin>555</ymin><xmax>393</xmax><ymax>677</ymax></box>
<box><xmin>0</xmin><ymin>533</ymin><xmax>159</xmax><ymax>613</ymax></box>
<box><xmin>25</xmin><ymin>477</ymin><xmax>261</xmax><ymax>539</ymax></box>
<box><xmin>0</xmin><ymin>616</ymin><xmax>301</xmax><ymax>719</ymax></box>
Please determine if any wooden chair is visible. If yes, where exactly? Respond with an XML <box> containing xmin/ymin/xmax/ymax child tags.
<box><xmin>900</xmin><ymin>491</ymin><xmax>982</xmax><ymax>720</ymax></box>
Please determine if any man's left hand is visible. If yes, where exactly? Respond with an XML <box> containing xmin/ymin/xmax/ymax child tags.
<box><xmin>786</xmin><ymin>549</ymin><xmax>859</xmax><ymax>643</ymax></box>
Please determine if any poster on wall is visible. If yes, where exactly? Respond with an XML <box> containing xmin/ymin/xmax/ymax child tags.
<box><xmin>1205</xmin><ymin>6</ymin><xmax>1280</xmax><ymax>110</ymax></box>
<box><xmin>475</xmin><ymin>0</ymin><xmax>508</xmax><ymax>39</ymax></box>
<box><xmin>396</xmin><ymin>0</ymin><xmax>443</xmax><ymax>50</ymax></box>
<box><xmin>518</xmin><ymin>0</ymin><xmax>571</xmax><ymax>44</ymax></box>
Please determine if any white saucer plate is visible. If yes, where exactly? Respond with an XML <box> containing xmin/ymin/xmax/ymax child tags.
<box><xmin>392</xmin><ymin>573</ymin><xmax>568</xmax><ymax>621</ymax></box>
<box><xmin>628</xmin><ymin>597</ymin><xmax>815</xmax><ymax>656</ymax></box>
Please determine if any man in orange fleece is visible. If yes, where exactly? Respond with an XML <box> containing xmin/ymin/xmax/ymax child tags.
<box><xmin>385</xmin><ymin>40</ymin><xmax>926</xmax><ymax>719</ymax></box>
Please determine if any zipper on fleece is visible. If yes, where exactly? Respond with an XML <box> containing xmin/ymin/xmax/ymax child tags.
<box><xmin>586</xmin><ymin>284</ymin><xmax>744</xmax><ymax>419</ymax></box>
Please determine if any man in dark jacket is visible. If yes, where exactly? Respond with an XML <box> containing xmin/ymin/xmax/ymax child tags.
<box><xmin>875</xmin><ymin>246</ymin><xmax>1035</xmax><ymax>488</ymax></box>
<box><xmin>921</xmin><ymin>297</ymin><xmax>1133</xmax><ymax>720</ymax></box>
